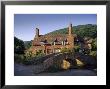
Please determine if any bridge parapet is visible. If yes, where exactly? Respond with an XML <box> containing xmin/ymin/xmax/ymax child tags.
<box><xmin>33</xmin><ymin>52</ymin><xmax>74</xmax><ymax>74</ymax></box>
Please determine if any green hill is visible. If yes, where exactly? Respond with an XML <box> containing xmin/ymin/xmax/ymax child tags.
<box><xmin>46</xmin><ymin>24</ymin><xmax>97</xmax><ymax>38</ymax></box>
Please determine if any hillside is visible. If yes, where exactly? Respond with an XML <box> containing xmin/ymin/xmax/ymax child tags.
<box><xmin>46</xmin><ymin>24</ymin><xmax>97</xmax><ymax>38</ymax></box>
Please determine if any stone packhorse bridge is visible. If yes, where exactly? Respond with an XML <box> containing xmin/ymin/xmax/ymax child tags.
<box><xmin>27</xmin><ymin>52</ymin><xmax>97</xmax><ymax>74</ymax></box>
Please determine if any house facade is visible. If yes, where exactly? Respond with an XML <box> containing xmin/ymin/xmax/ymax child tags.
<box><xmin>28</xmin><ymin>23</ymin><xmax>76</xmax><ymax>55</ymax></box>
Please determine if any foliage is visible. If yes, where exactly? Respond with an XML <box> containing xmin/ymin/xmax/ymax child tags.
<box><xmin>61</xmin><ymin>47</ymin><xmax>71</xmax><ymax>53</ymax></box>
<box><xmin>89</xmin><ymin>51</ymin><xmax>97</xmax><ymax>57</ymax></box>
<box><xmin>91</xmin><ymin>38</ymin><xmax>97</xmax><ymax>51</ymax></box>
<box><xmin>15</xmin><ymin>51</ymin><xmax>45</xmax><ymax>65</ymax></box>
<box><xmin>24</xmin><ymin>41</ymin><xmax>32</xmax><ymax>50</ymax></box>
<box><xmin>14</xmin><ymin>54</ymin><xmax>26</xmax><ymax>63</ymax></box>
<box><xmin>14</xmin><ymin>37</ymin><xmax>25</xmax><ymax>54</ymax></box>
<box><xmin>46</xmin><ymin>24</ymin><xmax>97</xmax><ymax>38</ymax></box>
<box><xmin>74</xmin><ymin>45</ymin><xmax>80</xmax><ymax>52</ymax></box>
<box><xmin>74</xmin><ymin>24</ymin><xmax>97</xmax><ymax>38</ymax></box>
<box><xmin>25</xmin><ymin>50</ymin><xmax>45</xmax><ymax>61</ymax></box>
<box><xmin>89</xmin><ymin>38</ymin><xmax>97</xmax><ymax>58</ymax></box>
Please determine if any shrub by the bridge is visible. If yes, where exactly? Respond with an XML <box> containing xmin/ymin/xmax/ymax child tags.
<box><xmin>25</xmin><ymin>50</ymin><xmax>45</xmax><ymax>60</ymax></box>
<box><xmin>14</xmin><ymin>54</ymin><xmax>25</xmax><ymax>63</ymax></box>
<box><xmin>89</xmin><ymin>51</ymin><xmax>97</xmax><ymax>59</ymax></box>
<box><xmin>61</xmin><ymin>47</ymin><xmax>71</xmax><ymax>53</ymax></box>
<box><xmin>74</xmin><ymin>45</ymin><xmax>80</xmax><ymax>52</ymax></box>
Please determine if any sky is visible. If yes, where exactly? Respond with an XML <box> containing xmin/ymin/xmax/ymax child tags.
<box><xmin>14</xmin><ymin>14</ymin><xmax>97</xmax><ymax>41</ymax></box>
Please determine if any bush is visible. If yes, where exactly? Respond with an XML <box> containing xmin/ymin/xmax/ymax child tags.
<box><xmin>74</xmin><ymin>45</ymin><xmax>80</xmax><ymax>52</ymax></box>
<box><xmin>91</xmin><ymin>38</ymin><xmax>97</xmax><ymax>51</ymax></box>
<box><xmin>37</xmin><ymin>53</ymin><xmax>45</xmax><ymax>58</ymax></box>
<box><xmin>21</xmin><ymin>52</ymin><xmax>46</xmax><ymax>65</ymax></box>
<box><xmin>61</xmin><ymin>47</ymin><xmax>71</xmax><ymax>53</ymax></box>
<box><xmin>14</xmin><ymin>37</ymin><xmax>25</xmax><ymax>54</ymax></box>
<box><xmin>14</xmin><ymin>54</ymin><xmax>25</xmax><ymax>63</ymax></box>
<box><xmin>15</xmin><ymin>49</ymin><xmax>46</xmax><ymax>65</ymax></box>
<box><xmin>89</xmin><ymin>51</ymin><xmax>97</xmax><ymax>58</ymax></box>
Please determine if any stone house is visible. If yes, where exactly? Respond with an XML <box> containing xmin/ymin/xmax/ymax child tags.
<box><xmin>28</xmin><ymin>24</ymin><xmax>76</xmax><ymax>55</ymax></box>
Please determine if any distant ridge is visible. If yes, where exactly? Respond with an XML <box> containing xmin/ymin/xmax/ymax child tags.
<box><xmin>46</xmin><ymin>24</ymin><xmax>97</xmax><ymax>38</ymax></box>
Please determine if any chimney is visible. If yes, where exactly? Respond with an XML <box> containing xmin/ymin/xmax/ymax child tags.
<box><xmin>68</xmin><ymin>23</ymin><xmax>72</xmax><ymax>35</ymax></box>
<box><xmin>36</xmin><ymin>28</ymin><xmax>39</xmax><ymax>37</ymax></box>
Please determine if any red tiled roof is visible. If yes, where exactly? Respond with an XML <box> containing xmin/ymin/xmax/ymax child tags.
<box><xmin>33</xmin><ymin>34</ymin><xmax>76</xmax><ymax>46</ymax></box>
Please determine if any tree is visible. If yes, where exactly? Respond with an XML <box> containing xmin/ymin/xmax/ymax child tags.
<box><xmin>24</xmin><ymin>41</ymin><xmax>32</xmax><ymax>50</ymax></box>
<box><xmin>91</xmin><ymin>38</ymin><xmax>97</xmax><ymax>51</ymax></box>
<box><xmin>74</xmin><ymin>45</ymin><xmax>80</xmax><ymax>52</ymax></box>
<box><xmin>14</xmin><ymin>37</ymin><xmax>25</xmax><ymax>54</ymax></box>
<box><xmin>89</xmin><ymin>38</ymin><xmax>97</xmax><ymax>58</ymax></box>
